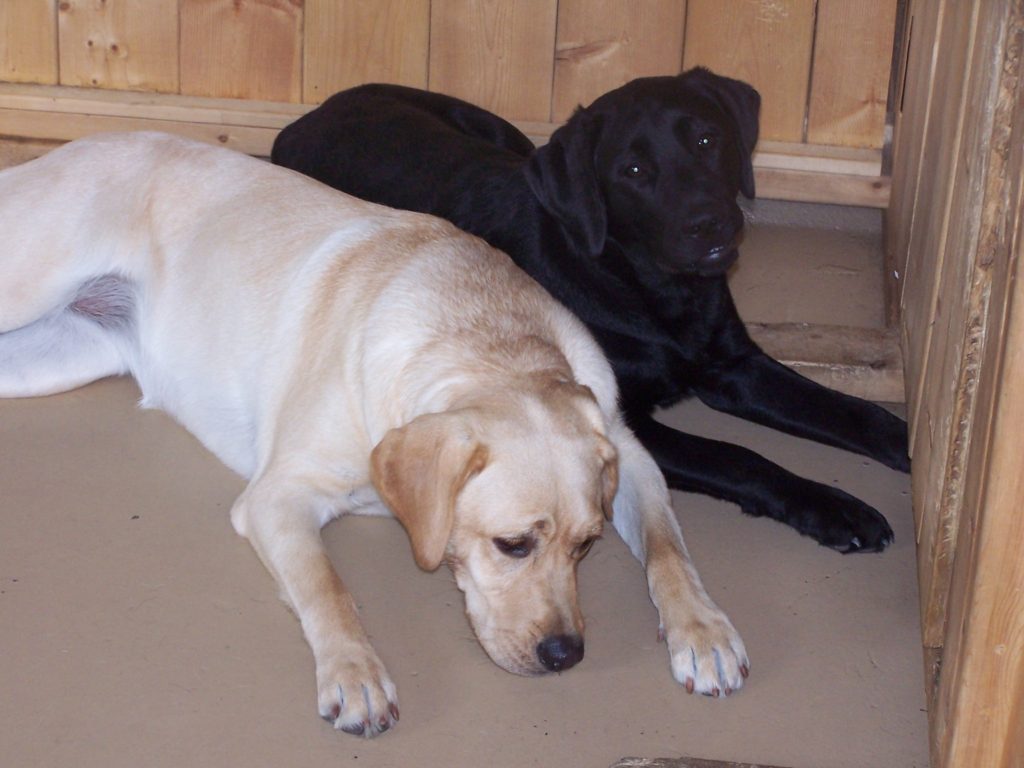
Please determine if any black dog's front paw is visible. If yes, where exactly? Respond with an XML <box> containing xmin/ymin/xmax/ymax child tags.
<box><xmin>821</xmin><ymin>498</ymin><xmax>894</xmax><ymax>554</ymax></box>
<box><xmin>745</xmin><ymin>480</ymin><xmax>894</xmax><ymax>553</ymax></box>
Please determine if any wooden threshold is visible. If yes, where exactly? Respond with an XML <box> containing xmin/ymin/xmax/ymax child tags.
<box><xmin>0</xmin><ymin>83</ymin><xmax>889</xmax><ymax>208</ymax></box>
<box><xmin>613</xmin><ymin>758</ymin><xmax>792</xmax><ymax>768</ymax></box>
<box><xmin>747</xmin><ymin>322</ymin><xmax>905</xmax><ymax>403</ymax></box>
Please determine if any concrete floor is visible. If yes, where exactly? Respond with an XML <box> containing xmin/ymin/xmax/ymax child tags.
<box><xmin>0</xmin><ymin>203</ymin><xmax>929</xmax><ymax>767</ymax></box>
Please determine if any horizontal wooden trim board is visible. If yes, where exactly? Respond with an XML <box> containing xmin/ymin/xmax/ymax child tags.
<box><xmin>0</xmin><ymin>84</ymin><xmax>890</xmax><ymax>208</ymax></box>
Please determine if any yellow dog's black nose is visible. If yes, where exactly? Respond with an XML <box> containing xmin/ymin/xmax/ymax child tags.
<box><xmin>537</xmin><ymin>634</ymin><xmax>584</xmax><ymax>672</ymax></box>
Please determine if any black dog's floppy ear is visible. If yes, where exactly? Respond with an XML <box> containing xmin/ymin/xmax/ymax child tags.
<box><xmin>525</xmin><ymin>110</ymin><xmax>607</xmax><ymax>256</ymax></box>
<box><xmin>689</xmin><ymin>68</ymin><xmax>760</xmax><ymax>199</ymax></box>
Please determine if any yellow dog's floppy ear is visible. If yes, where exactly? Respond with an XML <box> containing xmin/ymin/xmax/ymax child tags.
<box><xmin>597</xmin><ymin>434</ymin><xmax>618</xmax><ymax>520</ymax></box>
<box><xmin>370</xmin><ymin>412</ymin><xmax>489</xmax><ymax>571</ymax></box>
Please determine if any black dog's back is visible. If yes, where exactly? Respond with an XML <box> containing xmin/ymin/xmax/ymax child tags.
<box><xmin>272</xmin><ymin>84</ymin><xmax>535</xmax><ymax>214</ymax></box>
<box><xmin>273</xmin><ymin>83</ymin><xmax>650</xmax><ymax>346</ymax></box>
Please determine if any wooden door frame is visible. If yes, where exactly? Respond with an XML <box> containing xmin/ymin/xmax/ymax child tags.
<box><xmin>889</xmin><ymin>1</ymin><xmax>1024</xmax><ymax>765</ymax></box>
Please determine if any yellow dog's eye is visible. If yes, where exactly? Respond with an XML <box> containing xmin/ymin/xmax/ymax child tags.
<box><xmin>493</xmin><ymin>536</ymin><xmax>534</xmax><ymax>558</ymax></box>
<box><xmin>573</xmin><ymin>536</ymin><xmax>599</xmax><ymax>559</ymax></box>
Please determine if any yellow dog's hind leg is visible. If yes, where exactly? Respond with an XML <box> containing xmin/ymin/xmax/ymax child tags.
<box><xmin>0</xmin><ymin>276</ymin><xmax>133</xmax><ymax>398</ymax></box>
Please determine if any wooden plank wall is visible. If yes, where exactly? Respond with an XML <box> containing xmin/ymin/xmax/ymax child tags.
<box><xmin>0</xmin><ymin>0</ymin><xmax>56</xmax><ymax>84</ymax></box>
<box><xmin>889</xmin><ymin>0</ymin><xmax>1024</xmax><ymax>765</ymax></box>
<box><xmin>0</xmin><ymin>0</ymin><xmax>896</xmax><ymax>149</ymax></box>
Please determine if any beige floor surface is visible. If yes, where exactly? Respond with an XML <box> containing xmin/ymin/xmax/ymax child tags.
<box><xmin>1</xmin><ymin>383</ymin><xmax>927</xmax><ymax>768</ymax></box>
<box><xmin>0</xmin><ymin>203</ymin><xmax>928</xmax><ymax>767</ymax></box>
<box><xmin>731</xmin><ymin>200</ymin><xmax>887</xmax><ymax>329</ymax></box>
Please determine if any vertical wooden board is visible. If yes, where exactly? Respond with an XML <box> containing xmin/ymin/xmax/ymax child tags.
<box><xmin>889</xmin><ymin>0</ymin><xmax>944</xmax><ymax>301</ymax></box>
<box><xmin>303</xmin><ymin>0</ymin><xmax>429</xmax><ymax>103</ymax></box>
<box><xmin>428</xmin><ymin>0</ymin><xmax>558</xmax><ymax>122</ymax></box>
<box><xmin>0</xmin><ymin>0</ymin><xmax>57</xmax><ymax>84</ymax></box>
<box><xmin>941</xmin><ymin>181</ymin><xmax>1024</xmax><ymax>768</ymax></box>
<box><xmin>682</xmin><ymin>0</ymin><xmax>816</xmax><ymax>142</ymax></box>
<box><xmin>180</xmin><ymin>0</ymin><xmax>302</xmax><ymax>102</ymax></box>
<box><xmin>900</xmin><ymin>0</ymin><xmax>978</xmax><ymax>647</ymax></box>
<box><xmin>899</xmin><ymin>0</ymin><xmax>970</xmax><ymax>442</ymax></box>
<box><xmin>915</xmin><ymin>0</ymin><xmax>1018</xmax><ymax>656</ymax></box>
<box><xmin>57</xmin><ymin>0</ymin><xmax>178</xmax><ymax>92</ymax></box>
<box><xmin>940</xmin><ymin>203</ymin><xmax>1023</xmax><ymax>767</ymax></box>
<box><xmin>806</xmin><ymin>0</ymin><xmax>898</xmax><ymax>148</ymax></box>
<box><xmin>929</xmin><ymin>4</ymin><xmax>1024</xmax><ymax>763</ymax></box>
<box><xmin>551</xmin><ymin>0</ymin><xmax>686</xmax><ymax>121</ymax></box>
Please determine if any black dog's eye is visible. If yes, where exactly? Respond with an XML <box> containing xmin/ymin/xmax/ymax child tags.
<box><xmin>493</xmin><ymin>536</ymin><xmax>535</xmax><ymax>559</ymax></box>
<box><xmin>623</xmin><ymin>163</ymin><xmax>647</xmax><ymax>179</ymax></box>
<box><xmin>697</xmin><ymin>133</ymin><xmax>718</xmax><ymax>150</ymax></box>
<box><xmin>572</xmin><ymin>536</ymin><xmax>599</xmax><ymax>560</ymax></box>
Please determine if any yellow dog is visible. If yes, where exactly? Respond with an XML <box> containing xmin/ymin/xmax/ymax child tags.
<box><xmin>0</xmin><ymin>132</ymin><xmax>747</xmax><ymax>737</ymax></box>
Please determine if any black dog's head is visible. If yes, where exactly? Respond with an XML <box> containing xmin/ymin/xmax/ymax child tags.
<box><xmin>525</xmin><ymin>68</ymin><xmax>760</xmax><ymax>276</ymax></box>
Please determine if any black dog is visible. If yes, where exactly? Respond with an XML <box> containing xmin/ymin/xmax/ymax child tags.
<box><xmin>272</xmin><ymin>67</ymin><xmax>908</xmax><ymax>553</ymax></box>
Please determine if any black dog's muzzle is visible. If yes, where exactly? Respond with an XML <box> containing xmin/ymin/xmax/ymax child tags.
<box><xmin>694</xmin><ymin>244</ymin><xmax>739</xmax><ymax>275</ymax></box>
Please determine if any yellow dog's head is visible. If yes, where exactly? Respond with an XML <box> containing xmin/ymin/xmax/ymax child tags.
<box><xmin>371</xmin><ymin>379</ymin><xmax>616</xmax><ymax>675</ymax></box>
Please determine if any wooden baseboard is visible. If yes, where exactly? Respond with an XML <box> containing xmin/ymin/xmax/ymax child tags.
<box><xmin>0</xmin><ymin>83</ymin><xmax>889</xmax><ymax>207</ymax></box>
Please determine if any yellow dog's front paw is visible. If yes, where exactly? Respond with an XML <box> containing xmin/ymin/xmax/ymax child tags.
<box><xmin>316</xmin><ymin>645</ymin><xmax>399</xmax><ymax>737</ymax></box>
<box><xmin>662</xmin><ymin>606</ymin><xmax>749</xmax><ymax>697</ymax></box>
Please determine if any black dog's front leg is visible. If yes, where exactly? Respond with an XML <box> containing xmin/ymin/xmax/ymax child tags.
<box><xmin>629</xmin><ymin>413</ymin><xmax>894</xmax><ymax>553</ymax></box>
<box><xmin>694</xmin><ymin>345</ymin><xmax>910</xmax><ymax>473</ymax></box>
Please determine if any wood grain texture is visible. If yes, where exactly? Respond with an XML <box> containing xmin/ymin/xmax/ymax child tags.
<box><xmin>914</xmin><ymin>0</ymin><xmax>1013</xmax><ymax>659</ymax></box>
<box><xmin>753</xmin><ymin>167</ymin><xmax>890</xmax><ymax>208</ymax></box>
<box><xmin>888</xmin><ymin>0</ymin><xmax>945</xmax><ymax>279</ymax></box>
<box><xmin>939</xmin><ymin>190</ymin><xmax>1024</xmax><ymax>768</ymax></box>
<box><xmin>428</xmin><ymin>0</ymin><xmax>558</xmax><ymax>121</ymax></box>
<box><xmin>0</xmin><ymin>0</ymin><xmax>57</xmax><ymax>84</ymax></box>
<box><xmin>0</xmin><ymin>82</ymin><xmax>308</xmax><ymax>155</ymax></box>
<box><xmin>930</xmin><ymin>4</ymin><xmax>1024</xmax><ymax>765</ymax></box>
<box><xmin>551</xmin><ymin>0</ymin><xmax>686</xmax><ymax>121</ymax></box>
<box><xmin>682</xmin><ymin>0</ymin><xmax>816</xmax><ymax>142</ymax></box>
<box><xmin>890</xmin><ymin>1</ymin><xmax>1024</xmax><ymax>765</ymax></box>
<box><xmin>303</xmin><ymin>0</ymin><xmax>429</xmax><ymax>103</ymax></box>
<box><xmin>895</xmin><ymin>0</ymin><xmax>977</xmax><ymax>649</ymax></box>
<box><xmin>57</xmin><ymin>0</ymin><xmax>178</xmax><ymax>92</ymax></box>
<box><xmin>807</xmin><ymin>0</ymin><xmax>898</xmax><ymax>148</ymax></box>
<box><xmin>180</xmin><ymin>0</ymin><xmax>302</xmax><ymax>102</ymax></box>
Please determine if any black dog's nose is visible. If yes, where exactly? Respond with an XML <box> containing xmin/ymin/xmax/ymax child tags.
<box><xmin>536</xmin><ymin>634</ymin><xmax>584</xmax><ymax>672</ymax></box>
<box><xmin>685</xmin><ymin>212</ymin><xmax>725</xmax><ymax>239</ymax></box>
<box><xmin>684</xmin><ymin>204</ymin><xmax>745</xmax><ymax>242</ymax></box>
